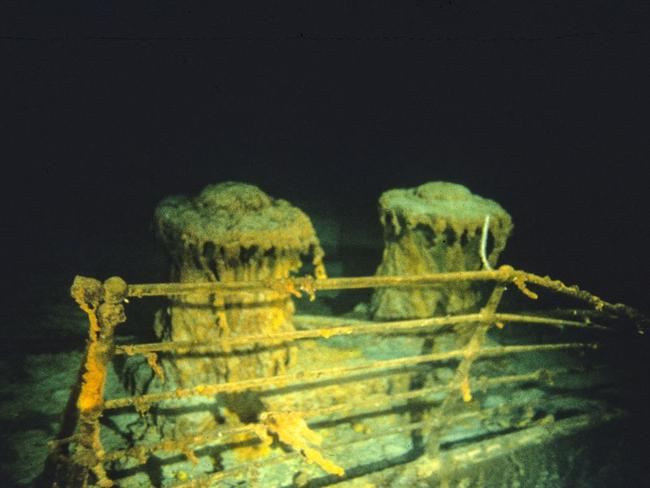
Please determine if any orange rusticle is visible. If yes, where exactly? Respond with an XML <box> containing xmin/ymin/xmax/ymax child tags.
<box><xmin>77</xmin><ymin>301</ymin><xmax>106</xmax><ymax>413</ymax></box>
<box><xmin>261</xmin><ymin>412</ymin><xmax>345</xmax><ymax>477</ymax></box>
<box><xmin>78</xmin><ymin>344</ymin><xmax>107</xmax><ymax>412</ymax></box>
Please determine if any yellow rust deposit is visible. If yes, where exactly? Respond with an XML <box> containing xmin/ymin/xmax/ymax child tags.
<box><xmin>222</xmin><ymin>408</ymin><xmax>273</xmax><ymax>461</ymax></box>
<box><xmin>460</xmin><ymin>377</ymin><xmax>473</xmax><ymax>403</ymax></box>
<box><xmin>71</xmin><ymin>277</ymin><xmax>105</xmax><ymax>412</ymax></box>
<box><xmin>261</xmin><ymin>411</ymin><xmax>345</xmax><ymax>477</ymax></box>
<box><xmin>78</xmin><ymin>351</ymin><xmax>104</xmax><ymax>411</ymax></box>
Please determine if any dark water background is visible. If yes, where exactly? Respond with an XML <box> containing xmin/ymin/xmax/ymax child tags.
<box><xmin>4</xmin><ymin>3</ymin><xmax>649</xmax><ymax>315</ymax></box>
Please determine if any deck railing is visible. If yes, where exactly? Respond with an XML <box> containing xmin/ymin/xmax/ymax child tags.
<box><xmin>46</xmin><ymin>266</ymin><xmax>645</xmax><ymax>487</ymax></box>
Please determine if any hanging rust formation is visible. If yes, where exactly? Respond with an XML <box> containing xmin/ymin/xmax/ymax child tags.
<box><xmin>371</xmin><ymin>181</ymin><xmax>513</xmax><ymax>320</ymax></box>
<box><xmin>151</xmin><ymin>182</ymin><xmax>326</xmax><ymax>427</ymax></box>
<box><xmin>44</xmin><ymin>266</ymin><xmax>646</xmax><ymax>487</ymax></box>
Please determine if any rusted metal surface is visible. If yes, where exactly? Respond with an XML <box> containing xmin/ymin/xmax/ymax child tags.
<box><xmin>44</xmin><ymin>269</ymin><xmax>646</xmax><ymax>487</ymax></box>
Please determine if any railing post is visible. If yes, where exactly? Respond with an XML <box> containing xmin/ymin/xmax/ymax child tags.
<box><xmin>56</xmin><ymin>276</ymin><xmax>127</xmax><ymax>487</ymax></box>
<box><xmin>424</xmin><ymin>283</ymin><xmax>507</xmax><ymax>456</ymax></box>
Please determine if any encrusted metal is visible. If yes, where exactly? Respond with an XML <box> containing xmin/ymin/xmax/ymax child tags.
<box><xmin>44</xmin><ymin>267</ymin><xmax>645</xmax><ymax>487</ymax></box>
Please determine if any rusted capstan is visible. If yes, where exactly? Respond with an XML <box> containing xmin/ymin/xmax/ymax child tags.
<box><xmin>154</xmin><ymin>182</ymin><xmax>326</xmax><ymax>421</ymax></box>
<box><xmin>371</xmin><ymin>181</ymin><xmax>513</xmax><ymax>320</ymax></box>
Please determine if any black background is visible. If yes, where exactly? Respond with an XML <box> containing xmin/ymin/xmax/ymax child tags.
<box><xmin>2</xmin><ymin>2</ymin><xmax>649</xmax><ymax>335</ymax></box>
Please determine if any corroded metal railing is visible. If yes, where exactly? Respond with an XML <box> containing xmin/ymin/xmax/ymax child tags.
<box><xmin>44</xmin><ymin>266</ymin><xmax>646</xmax><ymax>487</ymax></box>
